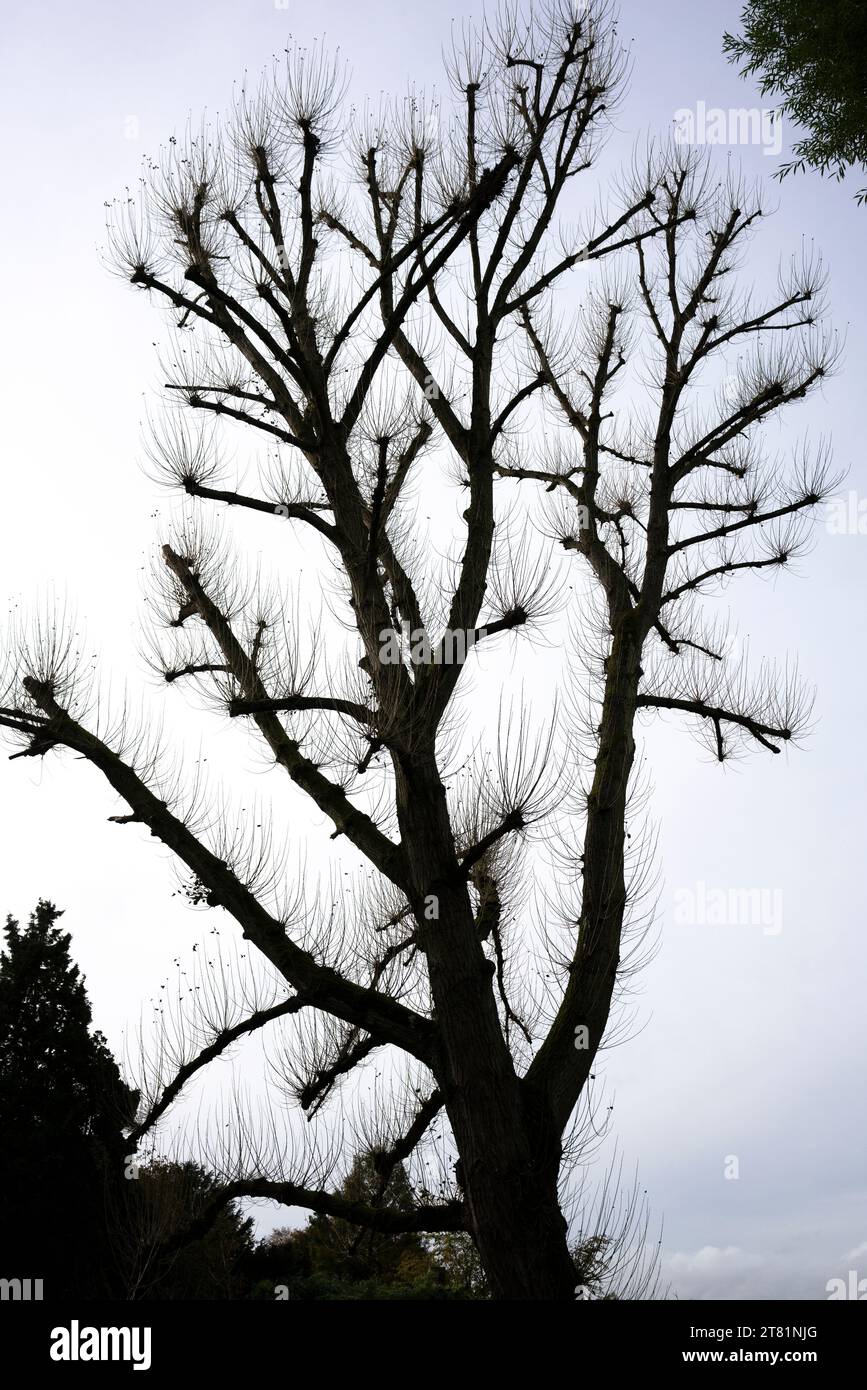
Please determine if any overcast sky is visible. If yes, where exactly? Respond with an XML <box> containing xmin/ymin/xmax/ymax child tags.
<box><xmin>2</xmin><ymin>0</ymin><xmax>865</xmax><ymax>1300</ymax></box>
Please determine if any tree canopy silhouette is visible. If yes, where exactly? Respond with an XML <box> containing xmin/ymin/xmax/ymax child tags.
<box><xmin>724</xmin><ymin>0</ymin><xmax>867</xmax><ymax>202</ymax></box>
<box><xmin>0</xmin><ymin>900</ymin><xmax>137</xmax><ymax>1298</ymax></box>
<box><xmin>121</xmin><ymin>1159</ymin><xmax>255</xmax><ymax>1300</ymax></box>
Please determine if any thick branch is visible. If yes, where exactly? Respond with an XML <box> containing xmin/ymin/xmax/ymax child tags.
<box><xmin>20</xmin><ymin>676</ymin><xmax>434</xmax><ymax>1063</ymax></box>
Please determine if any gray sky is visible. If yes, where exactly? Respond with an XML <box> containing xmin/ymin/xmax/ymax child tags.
<box><xmin>1</xmin><ymin>0</ymin><xmax>865</xmax><ymax>1299</ymax></box>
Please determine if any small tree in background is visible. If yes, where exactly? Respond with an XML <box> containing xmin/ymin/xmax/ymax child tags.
<box><xmin>251</xmin><ymin>1154</ymin><xmax>462</xmax><ymax>1299</ymax></box>
<box><xmin>121</xmin><ymin>1159</ymin><xmax>255</xmax><ymax>1299</ymax></box>
<box><xmin>724</xmin><ymin>0</ymin><xmax>867</xmax><ymax>202</ymax></box>
<box><xmin>0</xmin><ymin>900</ymin><xmax>138</xmax><ymax>1298</ymax></box>
<box><xmin>286</xmin><ymin>1153</ymin><xmax>438</xmax><ymax>1288</ymax></box>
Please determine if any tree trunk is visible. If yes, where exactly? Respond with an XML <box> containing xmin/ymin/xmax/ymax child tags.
<box><xmin>397</xmin><ymin>751</ymin><xmax>576</xmax><ymax>1299</ymax></box>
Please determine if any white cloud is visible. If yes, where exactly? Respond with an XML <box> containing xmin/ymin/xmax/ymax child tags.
<box><xmin>664</xmin><ymin>1246</ymin><xmax>820</xmax><ymax>1301</ymax></box>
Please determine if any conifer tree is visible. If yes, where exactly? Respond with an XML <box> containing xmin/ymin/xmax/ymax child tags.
<box><xmin>0</xmin><ymin>901</ymin><xmax>137</xmax><ymax>1299</ymax></box>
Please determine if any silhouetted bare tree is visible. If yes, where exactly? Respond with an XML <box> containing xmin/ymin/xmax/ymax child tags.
<box><xmin>0</xmin><ymin>0</ymin><xmax>838</xmax><ymax>1298</ymax></box>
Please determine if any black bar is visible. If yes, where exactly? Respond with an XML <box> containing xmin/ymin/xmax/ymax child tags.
<box><xmin>2</xmin><ymin>1297</ymin><xmax>863</xmax><ymax>1375</ymax></box>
